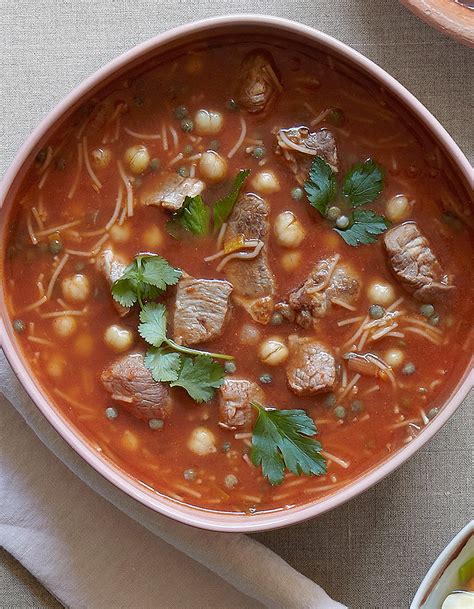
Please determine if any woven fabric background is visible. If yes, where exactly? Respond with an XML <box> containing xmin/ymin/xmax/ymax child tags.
<box><xmin>0</xmin><ymin>1</ymin><xmax>472</xmax><ymax>608</ymax></box>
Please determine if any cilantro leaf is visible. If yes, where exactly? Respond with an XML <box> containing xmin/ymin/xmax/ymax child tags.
<box><xmin>138</xmin><ymin>303</ymin><xmax>167</xmax><ymax>347</ymax></box>
<box><xmin>343</xmin><ymin>159</ymin><xmax>384</xmax><ymax>207</ymax></box>
<box><xmin>166</xmin><ymin>195</ymin><xmax>210</xmax><ymax>237</ymax></box>
<box><xmin>304</xmin><ymin>156</ymin><xmax>337</xmax><ymax>214</ymax></box>
<box><xmin>335</xmin><ymin>209</ymin><xmax>390</xmax><ymax>246</ymax></box>
<box><xmin>251</xmin><ymin>403</ymin><xmax>326</xmax><ymax>486</ymax></box>
<box><xmin>213</xmin><ymin>169</ymin><xmax>251</xmax><ymax>232</ymax></box>
<box><xmin>170</xmin><ymin>354</ymin><xmax>225</xmax><ymax>402</ymax></box>
<box><xmin>111</xmin><ymin>254</ymin><xmax>181</xmax><ymax>308</ymax></box>
<box><xmin>144</xmin><ymin>347</ymin><xmax>182</xmax><ymax>382</ymax></box>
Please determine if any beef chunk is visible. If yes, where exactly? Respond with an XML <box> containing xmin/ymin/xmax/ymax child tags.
<box><xmin>223</xmin><ymin>193</ymin><xmax>276</xmax><ymax>324</ymax></box>
<box><xmin>96</xmin><ymin>248</ymin><xmax>129</xmax><ymax>317</ymax></box>
<box><xmin>286</xmin><ymin>336</ymin><xmax>336</xmax><ymax>395</ymax></box>
<box><xmin>173</xmin><ymin>275</ymin><xmax>233</xmax><ymax>346</ymax></box>
<box><xmin>384</xmin><ymin>222</ymin><xmax>454</xmax><ymax>302</ymax></box>
<box><xmin>276</xmin><ymin>126</ymin><xmax>338</xmax><ymax>172</ymax></box>
<box><xmin>235</xmin><ymin>50</ymin><xmax>281</xmax><ymax>114</ymax></box>
<box><xmin>101</xmin><ymin>353</ymin><xmax>172</xmax><ymax>421</ymax></box>
<box><xmin>140</xmin><ymin>171</ymin><xmax>205</xmax><ymax>211</ymax></box>
<box><xmin>218</xmin><ymin>378</ymin><xmax>264</xmax><ymax>429</ymax></box>
<box><xmin>277</xmin><ymin>256</ymin><xmax>360</xmax><ymax>328</ymax></box>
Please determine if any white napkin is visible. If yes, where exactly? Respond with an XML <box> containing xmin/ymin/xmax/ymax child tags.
<box><xmin>0</xmin><ymin>351</ymin><xmax>347</xmax><ymax>609</ymax></box>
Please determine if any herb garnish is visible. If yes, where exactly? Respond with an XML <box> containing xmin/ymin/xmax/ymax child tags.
<box><xmin>111</xmin><ymin>254</ymin><xmax>231</xmax><ymax>402</ymax></box>
<box><xmin>304</xmin><ymin>156</ymin><xmax>389</xmax><ymax>246</ymax></box>
<box><xmin>165</xmin><ymin>169</ymin><xmax>250</xmax><ymax>238</ymax></box>
<box><xmin>250</xmin><ymin>402</ymin><xmax>326</xmax><ymax>485</ymax></box>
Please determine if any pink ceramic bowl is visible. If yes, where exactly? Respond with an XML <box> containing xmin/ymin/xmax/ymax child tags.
<box><xmin>0</xmin><ymin>15</ymin><xmax>472</xmax><ymax>532</ymax></box>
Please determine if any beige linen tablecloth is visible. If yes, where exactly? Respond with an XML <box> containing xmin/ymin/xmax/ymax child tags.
<box><xmin>1</xmin><ymin>1</ymin><xmax>472</xmax><ymax>608</ymax></box>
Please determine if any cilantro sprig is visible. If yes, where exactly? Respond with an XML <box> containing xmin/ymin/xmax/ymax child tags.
<box><xmin>166</xmin><ymin>169</ymin><xmax>250</xmax><ymax>238</ymax></box>
<box><xmin>250</xmin><ymin>402</ymin><xmax>326</xmax><ymax>486</ymax></box>
<box><xmin>111</xmin><ymin>254</ymin><xmax>232</xmax><ymax>402</ymax></box>
<box><xmin>304</xmin><ymin>156</ymin><xmax>389</xmax><ymax>246</ymax></box>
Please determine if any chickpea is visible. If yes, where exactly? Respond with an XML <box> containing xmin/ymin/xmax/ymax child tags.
<box><xmin>74</xmin><ymin>334</ymin><xmax>94</xmax><ymax>356</ymax></box>
<box><xmin>110</xmin><ymin>223</ymin><xmax>131</xmax><ymax>243</ymax></box>
<box><xmin>142</xmin><ymin>225</ymin><xmax>163</xmax><ymax>249</ymax></box>
<box><xmin>124</xmin><ymin>144</ymin><xmax>150</xmax><ymax>174</ymax></box>
<box><xmin>52</xmin><ymin>315</ymin><xmax>77</xmax><ymax>338</ymax></box>
<box><xmin>194</xmin><ymin>109</ymin><xmax>223</xmax><ymax>135</ymax></box>
<box><xmin>385</xmin><ymin>194</ymin><xmax>412</xmax><ymax>223</ymax></box>
<box><xmin>104</xmin><ymin>324</ymin><xmax>134</xmax><ymax>353</ymax></box>
<box><xmin>121</xmin><ymin>429</ymin><xmax>139</xmax><ymax>451</ymax></box>
<box><xmin>251</xmin><ymin>170</ymin><xmax>280</xmax><ymax>195</ymax></box>
<box><xmin>258</xmin><ymin>337</ymin><xmax>289</xmax><ymax>366</ymax></box>
<box><xmin>90</xmin><ymin>147</ymin><xmax>112</xmax><ymax>170</ymax></box>
<box><xmin>384</xmin><ymin>348</ymin><xmax>405</xmax><ymax>368</ymax></box>
<box><xmin>46</xmin><ymin>354</ymin><xmax>65</xmax><ymax>379</ymax></box>
<box><xmin>281</xmin><ymin>251</ymin><xmax>302</xmax><ymax>272</ymax></box>
<box><xmin>198</xmin><ymin>150</ymin><xmax>228</xmax><ymax>182</ymax></box>
<box><xmin>274</xmin><ymin>211</ymin><xmax>306</xmax><ymax>248</ymax></box>
<box><xmin>240</xmin><ymin>323</ymin><xmax>261</xmax><ymax>345</ymax></box>
<box><xmin>367</xmin><ymin>281</ymin><xmax>396</xmax><ymax>306</ymax></box>
<box><xmin>187</xmin><ymin>426</ymin><xmax>217</xmax><ymax>456</ymax></box>
<box><xmin>61</xmin><ymin>273</ymin><xmax>90</xmax><ymax>304</ymax></box>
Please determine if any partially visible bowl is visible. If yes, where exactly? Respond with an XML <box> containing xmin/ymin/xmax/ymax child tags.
<box><xmin>400</xmin><ymin>0</ymin><xmax>474</xmax><ymax>47</ymax></box>
<box><xmin>0</xmin><ymin>15</ymin><xmax>473</xmax><ymax>532</ymax></box>
<box><xmin>411</xmin><ymin>521</ymin><xmax>474</xmax><ymax>608</ymax></box>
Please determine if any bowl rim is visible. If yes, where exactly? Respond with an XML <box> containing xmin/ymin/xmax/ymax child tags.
<box><xmin>0</xmin><ymin>14</ymin><xmax>473</xmax><ymax>532</ymax></box>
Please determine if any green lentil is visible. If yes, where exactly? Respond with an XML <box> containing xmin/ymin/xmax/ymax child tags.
<box><xmin>369</xmin><ymin>304</ymin><xmax>386</xmax><ymax>320</ymax></box>
<box><xmin>224</xmin><ymin>474</ymin><xmax>239</xmax><ymax>489</ymax></box>
<box><xmin>227</xmin><ymin>98</ymin><xmax>239</xmax><ymax>112</ymax></box>
<box><xmin>324</xmin><ymin>393</ymin><xmax>337</xmax><ymax>408</ymax></box>
<box><xmin>334</xmin><ymin>405</ymin><xmax>347</xmax><ymax>420</ymax></box>
<box><xmin>270</xmin><ymin>312</ymin><xmax>283</xmax><ymax>326</ymax></box>
<box><xmin>259</xmin><ymin>373</ymin><xmax>273</xmax><ymax>385</ymax></box>
<box><xmin>36</xmin><ymin>149</ymin><xmax>47</xmax><ymax>164</ymax></box>
<box><xmin>221</xmin><ymin>441</ymin><xmax>232</xmax><ymax>453</ymax></box>
<box><xmin>105</xmin><ymin>406</ymin><xmax>118</xmax><ymax>420</ymax></box>
<box><xmin>209</xmin><ymin>139</ymin><xmax>220</xmax><ymax>151</ymax></box>
<box><xmin>175</xmin><ymin>105</ymin><xmax>188</xmax><ymax>120</ymax></box>
<box><xmin>13</xmin><ymin>319</ymin><xmax>25</xmax><ymax>333</ymax></box>
<box><xmin>133</xmin><ymin>95</ymin><xmax>144</xmax><ymax>107</ymax></box>
<box><xmin>177</xmin><ymin>166</ymin><xmax>189</xmax><ymax>178</ymax></box>
<box><xmin>418</xmin><ymin>387</ymin><xmax>428</xmax><ymax>394</ymax></box>
<box><xmin>429</xmin><ymin>314</ymin><xmax>440</xmax><ymax>326</ymax></box>
<box><xmin>291</xmin><ymin>187</ymin><xmax>303</xmax><ymax>200</ymax></box>
<box><xmin>351</xmin><ymin>399</ymin><xmax>364</xmax><ymax>413</ymax></box>
<box><xmin>329</xmin><ymin>109</ymin><xmax>343</xmax><ymax>125</ymax></box>
<box><xmin>183</xmin><ymin>144</ymin><xmax>194</xmax><ymax>156</ymax></box>
<box><xmin>402</xmin><ymin>362</ymin><xmax>416</xmax><ymax>376</ymax></box>
<box><xmin>55</xmin><ymin>157</ymin><xmax>66</xmax><ymax>171</ymax></box>
<box><xmin>48</xmin><ymin>239</ymin><xmax>63</xmax><ymax>255</ymax></box>
<box><xmin>336</xmin><ymin>215</ymin><xmax>350</xmax><ymax>229</ymax></box>
<box><xmin>149</xmin><ymin>158</ymin><xmax>160</xmax><ymax>172</ymax></box>
<box><xmin>326</xmin><ymin>206</ymin><xmax>342</xmax><ymax>221</ymax></box>
<box><xmin>224</xmin><ymin>361</ymin><xmax>237</xmax><ymax>374</ymax></box>
<box><xmin>148</xmin><ymin>418</ymin><xmax>164</xmax><ymax>430</ymax></box>
<box><xmin>183</xmin><ymin>468</ymin><xmax>197</xmax><ymax>481</ymax></box>
<box><xmin>419</xmin><ymin>303</ymin><xmax>435</xmax><ymax>318</ymax></box>
<box><xmin>252</xmin><ymin>146</ymin><xmax>265</xmax><ymax>159</ymax></box>
<box><xmin>180</xmin><ymin>117</ymin><xmax>194</xmax><ymax>133</ymax></box>
<box><xmin>427</xmin><ymin>407</ymin><xmax>439</xmax><ymax>420</ymax></box>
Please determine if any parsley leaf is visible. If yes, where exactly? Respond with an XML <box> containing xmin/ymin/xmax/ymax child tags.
<box><xmin>138</xmin><ymin>303</ymin><xmax>167</xmax><ymax>347</ymax></box>
<box><xmin>111</xmin><ymin>255</ymin><xmax>181</xmax><ymax>308</ymax></box>
<box><xmin>335</xmin><ymin>209</ymin><xmax>390</xmax><ymax>246</ymax></box>
<box><xmin>166</xmin><ymin>195</ymin><xmax>210</xmax><ymax>238</ymax></box>
<box><xmin>213</xmin><ymin>169</ymin><xmax>251</xmax><ymax>232</ymax></box>
<box><xmin>144</xmin><ymin>347</ymin><xmax>182</xmax><ymax>382</ymax></box>
<box><xmin>343</xmin><ymin>159</ymin><xmax>384</xmax><ymax>207</ymax></box>
<box><xmin>170</xmin><ymin>354</ymin><xmax>225</xmax><ymax>402</ymax></box>
<box><xmin>304</xmin><ymin>156</ymin><xmax>337</xmax><ymax>214</ymax></box>
<box><xmin>251</xmin><ymin>403</ymin><xmax>326</xmax><ymax>486</ymax></box>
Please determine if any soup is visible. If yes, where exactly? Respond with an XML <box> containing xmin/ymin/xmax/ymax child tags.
<box><xmin>3</xmin><ymin>36</ymin><xmax>472</xmax><ymax>515</ymax></box>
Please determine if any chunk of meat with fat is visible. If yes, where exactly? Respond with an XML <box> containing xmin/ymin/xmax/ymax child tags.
<box><xmin>218</xmin><ymin>378</ymin><xmax>264</xmax><ymax>429</ymax></box>
<box><xmin>223</xmin><ymin>193</ymin><xmax>276</xmax><ymax>324</ymax></box>
<box><xmin>276</xmin><ymin>126</ymin><xmax>339</xmax><ymax>174</ymax></box>
<box><xmin>277</xmin><ymin>255</ymin><xmax>360</xmax><ymax>328</ymax></box>
<box><xmin>140</xmin><ymin>171</ymin><xmax>205</xmax><ymax>211</ymax></box>
<box><xmin>235</xmin><ymin>50</ymin><xmax>281</xmax><ymax>114</ymax></box>
<box><xmin>384</xmin><ymin>222</ymin><xmax>454</xmax><ymax>302</ymax></box>
<box><xmin>101</xmin><ymin>353</ymin><xmax>172</xmax><ymax>421</ymax></box>
<box><xmin>286</xmin><ymin>336</ymin><xmax>336</xmax><ymax>396</ymax></box>
<box><xmin>173</xmin><ymin>275</ymin><xmax>233</xmax><ymax>346</ymax></box>
<box><xmin>96</xmin><ymin>248</ymin><xmax>129</xmax><ymax>316</ymax></box>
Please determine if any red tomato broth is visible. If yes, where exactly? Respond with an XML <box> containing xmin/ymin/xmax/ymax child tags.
<box><xmin>3</xmin><ymin>36</ymin><xmax>473</xmax><ymax>514</ymax></box>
